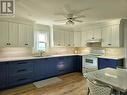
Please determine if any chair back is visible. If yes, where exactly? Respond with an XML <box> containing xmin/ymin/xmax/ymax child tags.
<box><xmin>87</xmin><ymin>79</ymin><xmax>112</xmax><ymax>95</ymax></box>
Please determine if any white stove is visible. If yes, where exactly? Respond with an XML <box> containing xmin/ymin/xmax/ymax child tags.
<box><xmin>82</xmin><ymin>50</ymin><xmax>105</xmax><ymax>74</ymax></box>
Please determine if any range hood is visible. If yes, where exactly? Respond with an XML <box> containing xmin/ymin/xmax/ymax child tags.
<box><xmin>86</xmin><ymin>39</ymin><xmax>102</xmax><ymax>43</ymax></box>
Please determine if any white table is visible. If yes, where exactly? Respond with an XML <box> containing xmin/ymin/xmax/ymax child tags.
<box><xmin>84</xmin><ymin>68</ymin><xmax>127</xmax><ymax>94</ymax></box>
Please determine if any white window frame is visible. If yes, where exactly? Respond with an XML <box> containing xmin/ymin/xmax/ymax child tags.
<box><xmin>34</xmin><ymin>31</ymin><xmax>49</xmax><ymax>52</ymax></box>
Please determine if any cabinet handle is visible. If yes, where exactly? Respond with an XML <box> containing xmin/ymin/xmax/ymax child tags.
<box><xmin>68</xmin><ymin>44</ymin><xmax>71</xmax><ymax>46</ymax></box>
<box><xmin>6</xmin><ymin>43</ymin><xmax>9</xmax><ymax>45</ymax></box>
<box><xmin>92</xmin><ymin>37</ymin><xmax>94</xmax><ymax>39</ymax></box>
<box><xmin>17</xmin><ymin>69</ymin><xmax>27</xmax><ymax>72</ymax></box>
<box><xmin>108</xmin><ymin>44</ymin><xmax>111</xmax><ymax>45</ymax></box>
<box><xmin>25</xmin><ymin>44</ymin><xmax>28</xmax><ymax>45</ymax></box>
<box><xmin>17</xmin><ymin>78</ymin><xmax>27</xmax><ymax>81</ymax></box>
<box><xmin>17</xmin><ymin>62</ymin><xmax>27</xmax><ymax>64</ymax></box>
<box><xmin>58</xmin><ymin>44</ymin><xmax>60</xmax><ymax>46</ymax></box>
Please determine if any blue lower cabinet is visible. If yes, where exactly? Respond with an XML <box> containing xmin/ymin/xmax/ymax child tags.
<box><xmin>74</xmin><ymin>56</ymin><xmax>82</xmax><ymax>72</ymax></box>
<box><xmin>98</xmin><ymin>58</ymin><xmax>123</xmax><ymax>69</ymax></box>
<box><xmin>34</xmin><ymin>58</ymin><xmax>59</xmax><ymax>81</ymax></box>
<box><xmin>7</xmin><ymin>60</ymin><xmax>34</xmax><ymax>87</ymax></box>
<box><xmin>0</xmin><ymin>63</ymin><xmax>8</xmax><ymax>89</ymax></box>
<box><xmin>57</xmin><ymin>56</ymin><xmax>74</xmax><ymax>75</ymax></box>
<box><xmin>0</xmin><ymin>55</ymin><xmax>83</xmax><ymax>90</ymax></box>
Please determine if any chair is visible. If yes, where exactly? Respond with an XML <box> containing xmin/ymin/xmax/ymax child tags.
<box><xmin>87</xmin><ymin>78</ymin><xmax>113</xmax><ymax>95</ymax></box>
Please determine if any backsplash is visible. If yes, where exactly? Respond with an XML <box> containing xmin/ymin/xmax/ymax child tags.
<box><xmin>46</xmin><ymin>47</ymin><xmax>75</xmax><ymax>55</ymax></box>
<box><xmin>105</xmin><ymin>48</ymin><xmax>124</xmax><ymax>57</ymax></box>
<box><xmin>78</xmin><ymin>47</ymin><xmax>124</xmax><ymax>57</ymax></box>
<box><xmin>0</xmin><ymin>47</ymin><xmax>124</xmax><ymax>58</ymax></box>
<box><xmin>0</xmin><ymin>48</ymin><xmax>32</xmax><ymax>58</ymax></box>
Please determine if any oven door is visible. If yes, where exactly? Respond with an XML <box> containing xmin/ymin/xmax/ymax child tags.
<box><xmin>82</xmin><ymin>56</ymin><xmax>98</xmax><ymax>68</ymax></box>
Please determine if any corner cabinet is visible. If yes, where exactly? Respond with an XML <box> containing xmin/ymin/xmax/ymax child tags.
<box><xmin>98</xmin><ymin>58</ymin><xmax>123</xmax><ymax>69</ymax></box>
<box><xmin>0</xmin><ymin>20</ymin><xmax>34</xmax><ymax>48</ymax></box>
<box><xmin>102</xmin><ymin>24</ymin><xmax>123</xmax><ymax>47</ymax></box>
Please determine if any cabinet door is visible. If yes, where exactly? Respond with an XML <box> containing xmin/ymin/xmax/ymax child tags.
<box><xmin>69</xmin><ymin>31</ymin><xmax>74</xmax><ymax>47</ymax></box>
<box><xmin>26</xmin><ymin>25</ymin><xmax>33</xmax><ymax>47</ymax></box>
<box><xmin>59</xmin><ymin>31</ymin><xmax>65</xmax><ymax>46</ymax></box>
<box><xmin>53</xmin><ymin>30</ymin><xmax>60</xmax><ymax>46</ymax></box>
<box><xmin>98</xmin><ymin>58</ymin><xmax>117</xmax><ymax>69</ymax></box>
<box><xmin>53</xmin><ymin>30</ymin><xmax>65</xmax><ymax>46</ymax></box>
<box><xmin>19</xmin><ymin>24</ymin><xmax>27</xmax><ymax>47</ymax></box>
<box><xmin>0</xmin><ymin>22</ymin><xmax>8</xmax><ymax>47</ymax></box>
<box><xmin>74</xmin><ymin>31</ymin><xmax>81</xmax><ymax>47</ymax></box>
<box><xmin>64</xmin><ymin>31</ymin><xmax>74</xmax><ymax>47</ymax></box>
<box><xmin>85</xmin><ymin>29</ymin><xmax>93</xmax><ymax>40</ymax></box>
<box><xmin>34</xmin><ymin>59</ymin><xmax>49</xmax><ymax>81</ymax></box>
<box><xmin>81</xmin><ymin>31</ymin><xmax>87</xmax><ymax>47</ymax></box>
<box><xmin>93</xmin><ymin>28</ymin><xmax>102</xmax><ymax>39</ymax></box>
<box><xmin>0</xmin><ymin>63</ymin><xmax>8</xmax><ymax>89</ymax></box>
<box><xmin>64</xmin><ymin>31</ymin><xmax>70</xmax><ymax>46</ymax></box>
<box><xmin>111</xmin><ymin>25</ymin><xmax>120</xmax><ymax>47</ymax></box>
<box><xmin>19</xmin><ymin>24</ymin><xmax>33</xmax><ymax>47</ymax></box>
<box><xmin>8</xmin><ymin>22</ymin><xmax>19</xmax><ymax>47</ymax></box>
<box><xmin>102</xmin><ymin>26</ymin><xmax>112</xmax><ymax>47</ymax></box>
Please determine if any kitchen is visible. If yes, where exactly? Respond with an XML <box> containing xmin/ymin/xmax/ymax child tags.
<box><xmin>0</xmin><ymin>0</ymin><xmax>127</xmax><ymax>95</ymax></box>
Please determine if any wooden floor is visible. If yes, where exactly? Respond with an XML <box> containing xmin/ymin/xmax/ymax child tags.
<box><xmin>0</xmin><ymin>73</ymin><xmax>88</xmax><ymax>95</ymax></box>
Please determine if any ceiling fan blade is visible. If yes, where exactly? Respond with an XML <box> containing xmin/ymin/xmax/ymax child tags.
<box><xmin>54</xmin><ymin>19</ymin><xmax>67</xmax><ymax>22</ymax></box>
<box><xmin>74</xmin><ymin>15</ymin><xmax>86</xmax><ymax>19</ymax></box>
<box><xmin>74</xmin><ymin>8</ymin><xmax>91</xmax><ymax>15</ymax></box>
<box><xmin>73</xmin><ymin>19</ymin><xmax>83</xmax><ymax>23</ymax></box>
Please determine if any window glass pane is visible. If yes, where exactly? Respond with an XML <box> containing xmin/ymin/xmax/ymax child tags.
<box><xmin>37</xmin><ymin>42</ymin><xmax>46</xmax><ymax>51</ymax></box>
<box><xmin>38</xmin><ymin>33</ymin><xmax>46</xmax><ymax>42</ymax></box>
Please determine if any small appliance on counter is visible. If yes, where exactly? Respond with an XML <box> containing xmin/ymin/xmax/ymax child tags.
<box><xmin>82</xmin><ymin>49</ymin><xmax>105</xmax><ymax>74</ymax></box>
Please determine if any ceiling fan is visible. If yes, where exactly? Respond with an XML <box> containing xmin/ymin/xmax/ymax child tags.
<box><xmin>54</xmin><ymin>5</ymin><xmax>91</xmax><ymax>25</ymax></box>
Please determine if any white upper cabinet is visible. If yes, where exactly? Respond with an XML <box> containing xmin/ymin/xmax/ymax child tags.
<box><xmin>93</xmin><ymin>28</ymin><xmax>102</xmax><ymax>40</ymax></box>
<box><xmin>8</xmin><ymin>22</ymin><xmax>19</xmax><ymax>47</ymax></box>
<box><xmin>53</xmin><ymin>30</ymin><xmax>65</xmax><ymax>47</ymax></box>
<box><xmin>53</xmin><ymin>26</ymin><xmax>74</xmax><ymax>47</ymax></box>
<box><xmin>102</xmin><ymin>24</ymin><xmax>123</xmax><ymax>47</ymax></box>
<box><xmin>0</xmin><ymin>19</ymin><xmax>34</xmax><ymax>48</ymax></box>
<box><xmin>85</xmin><ymin>28</ymin><xmax>102</xmax><ymax>41</ymax></box>
<box><xmin>0</xmin><ymin>22</ymin><xmax>19</xmax><ymax>47</ymax></box>
<box><xmin>69</xmin><ymin>31</ymin><xmax>74</xmax><ymax>47</ymax></box>
<box><xmin>64</xmin><ymin>31</ymin><xmax>74</xmax><ymax>47</ymax></box>
<box><xmin>81</xmin><ymin>31</ymin><xmax>87</xmax><ymax>47</ymax></box>
<box><xmin>19</xmin><ymin>24</ymin><xmax>33</xmax><ymax>47</ymax></box>
<box><xmin>74</xmin><ymin>31</ymin><xmax>81</xmax><ymax>47</ymax></box>
<box><xmin>0</xmin><ymin>22</ymin><xmax>8</xmax><ymax>47</ymax></box>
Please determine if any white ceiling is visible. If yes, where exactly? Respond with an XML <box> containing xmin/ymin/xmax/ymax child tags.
<box><xmin>16</xmin><ymin>0</ymin><xmax>127</xmax><ymax>25</ymax></box>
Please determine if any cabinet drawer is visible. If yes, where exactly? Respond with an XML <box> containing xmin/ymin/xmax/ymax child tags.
<box><xmin>8</xmin><ymin>73</ymin><xmax>33</xmax><ymax>87</ymax></box>
<box><xmin>8</xmin><ymin>61</ymin><xmax>33</xmax><ymax>75</ymax></box>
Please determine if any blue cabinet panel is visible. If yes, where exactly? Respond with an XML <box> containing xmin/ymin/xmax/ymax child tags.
<box><xmin>73</xmin><ymin>56</ymin><xmax>82</xmax><ymax>72</ymax></box>
<box><xmin>7</xmin><ymin>60</ymin><xmax>34</xmax><ymax>87</ymax></box>
<box><xmin>98</xmin><ymin>58</ymin><xmax>123</xmax><ymax>69</ymax></box>
<box><xmin>0</xmin><ymin>63</ymin><xmax>8</xmax><ymax>89</ymax></box>
<box><xmin>34</xmin><ymin>58</ymin><xmax>60</xmax><ymax>81</ymax></box>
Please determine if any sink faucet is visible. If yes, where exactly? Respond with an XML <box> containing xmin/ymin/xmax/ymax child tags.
<box><xmin>39</xmin><ymin>50</ymin><xmax>45</xmax><ymax>56</ymax></box>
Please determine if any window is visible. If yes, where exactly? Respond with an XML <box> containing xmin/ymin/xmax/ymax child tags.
<box><xmin>34</xmin><ymin>31</ymin><xmax>48</xmax><ymax>51</ymax></box>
